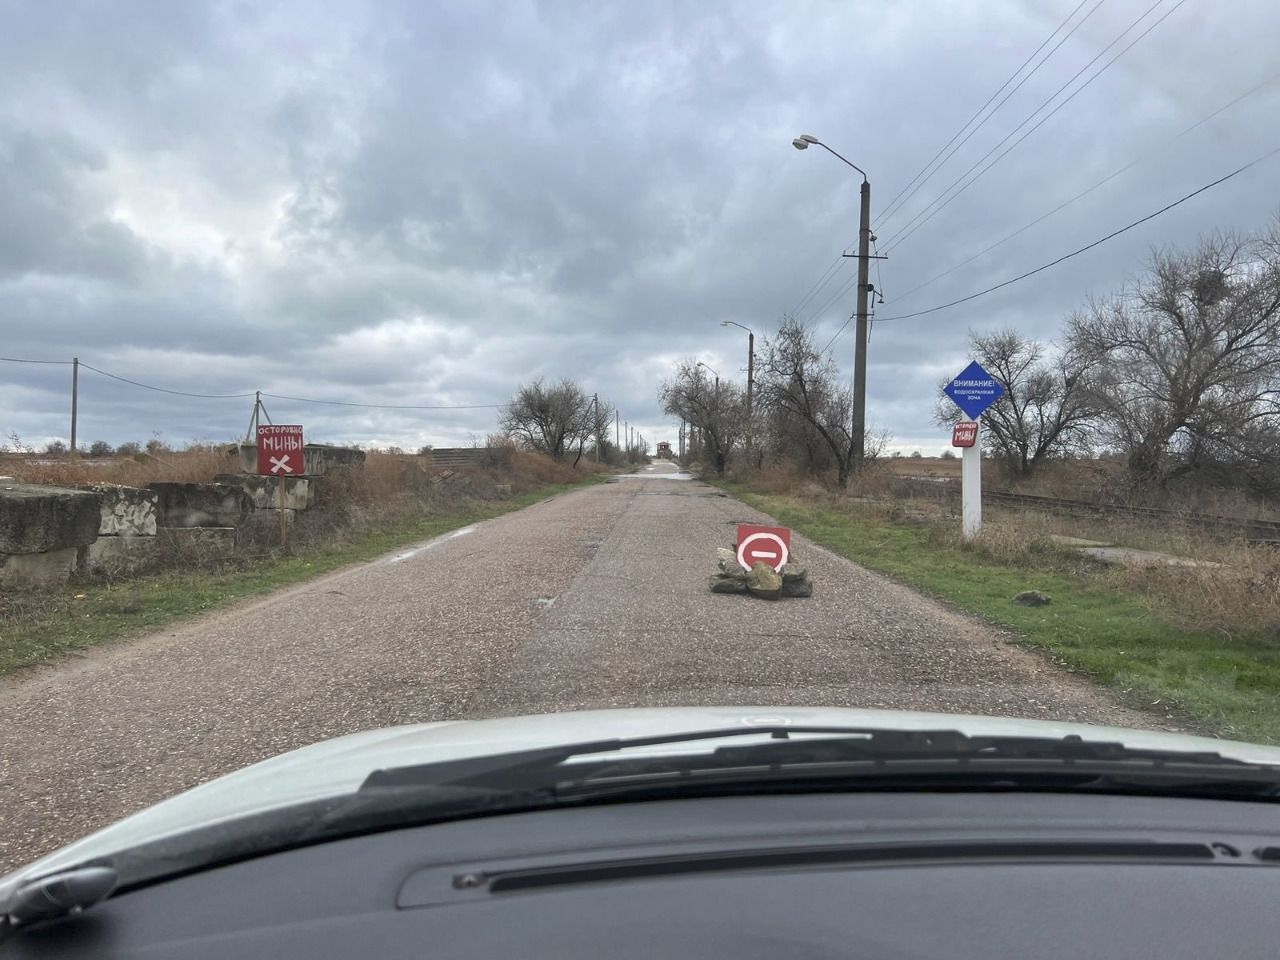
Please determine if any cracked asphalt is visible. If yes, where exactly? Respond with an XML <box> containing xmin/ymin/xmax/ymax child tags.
<box><xmin>0</xmin><ymin>463</ymin><xmax>1156</xmax><ymax>871</ymax></box>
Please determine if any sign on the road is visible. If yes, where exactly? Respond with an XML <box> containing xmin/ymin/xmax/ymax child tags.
<box><xmin>257</xmin><ymin>425</ymin><xmax>305</xmax><ymax>477</ymax></box>
<box><xmin>736</xmin><ymin>524</ymin><xmax>791</xmax><ymax>571</ymax></box>
<box><xmin>943</xmin><ymin>361</ymin><xmax>1004</xmax><ymax>420</ymax></box>
<box><xmin>952</xmin><ymin>422</ymin><xmax>978</xmax><ymax>447</ymax></box>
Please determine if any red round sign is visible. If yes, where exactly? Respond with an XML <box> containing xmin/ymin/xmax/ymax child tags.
<box><xmin>736</xmin><ymin>524</ymin><xmax>792</xmax><ymax>571</ymax></box>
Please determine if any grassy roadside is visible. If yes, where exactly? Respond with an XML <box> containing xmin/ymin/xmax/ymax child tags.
<box><xmin>720</xmin><ymin>482</ymin><xmax>1280</xmax><ymax>745</ymax></box>
<box><xmin>0</xmin><ymin>479</ymin><xmax>595</xmax><ymax>678</ymax></box>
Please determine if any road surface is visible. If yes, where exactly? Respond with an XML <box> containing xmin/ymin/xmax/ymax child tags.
<box><xmin>0</xmin><ymin>463</ymin><xmax>1156</xmax><ymax>871</ymax></box>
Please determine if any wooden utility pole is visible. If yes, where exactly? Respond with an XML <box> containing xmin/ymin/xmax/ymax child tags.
<box><xmin>851</xmin><ymin>178</ymin><xmax>871</xmax><ymax>469</ymax></box>
<box><xmin>69</xmin><ymin>357</ymin><xmax>79</xmax><ymax>456</ymax></box>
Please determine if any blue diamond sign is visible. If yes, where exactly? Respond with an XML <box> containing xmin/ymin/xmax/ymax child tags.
<box><xmin>944</xmin><ymin>360</ymin><xmax>1005</xmax><ymax>420</ymax></box>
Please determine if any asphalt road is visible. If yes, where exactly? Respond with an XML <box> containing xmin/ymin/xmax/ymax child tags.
<box><xmin>0</xmin><ymin>463</ymin><xmax>1157</xmax><ymax>871</ymax></box>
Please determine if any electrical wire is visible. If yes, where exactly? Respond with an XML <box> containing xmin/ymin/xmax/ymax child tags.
<box><xmin>78</xmin><ymin>362</ymin><xmax>257</xmax><ymax>399</ymax></box>
<box><xmin>1</xmin><ymin>356</ymin><xmax>74</xmax><ymax>365</ymax></box>
<box><xmin>789</xmin><ymin>254</ymin><xmax>846</xmax><ymax>318</ymax></box>
<box><xmin>877</xmin><ymin>0</ymin><xmax>1102</xmax><ymax>228</ymax></box>
<box><xmin>792</xmin><ymin>0</ymin><xmax>1098</xmax><ymax>325</ymax></box>
<box><xmin>261</xmin><ymin>393</ymin><xmax>507</xmax><ymax>410</ymax></box>
<box><xmin>883</xmin><ymin>0</ymin><xmax>1187</xmax><ymax>255</ymax></box>
<box><xmin>890</xmin><ymin>66</ymin><xmax>1280</xmax><ymax>306</ymax></box>
<box><xmin>873</xmin><ymin>143</ymin><xmax>1280</xmax><ymax>325</ymax></box>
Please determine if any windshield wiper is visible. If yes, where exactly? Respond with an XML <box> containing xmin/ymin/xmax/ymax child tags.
<box><xmin>359</xmin><ymin>726</ymin><xmax>1280</xmax><ymax>799</ymax></box>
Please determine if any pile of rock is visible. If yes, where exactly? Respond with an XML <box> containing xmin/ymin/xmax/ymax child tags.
<box><xmin>708</xmin><ymin>547</ymin><xmax>813</xmax><ymax>600</ymax></box>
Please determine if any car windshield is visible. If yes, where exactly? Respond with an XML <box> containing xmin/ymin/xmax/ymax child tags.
<box><xmin>4</xmin><ymin>0</ymin><xmax>1280</xmax><ymax>900</ymax></box>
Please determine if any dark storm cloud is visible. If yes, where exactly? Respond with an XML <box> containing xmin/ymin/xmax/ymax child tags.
<box><xmin>2</xmin><ymin>0</ymin><xmax>1280</xmax><ymax>451</ymax></box>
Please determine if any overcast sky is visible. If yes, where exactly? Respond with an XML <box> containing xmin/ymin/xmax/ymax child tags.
<box><xmin>3</xmin><ymin>0</ymin><xmax>1279</xmax><ymax>455</ymax></box>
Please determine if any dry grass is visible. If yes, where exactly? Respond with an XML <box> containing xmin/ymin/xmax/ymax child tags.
<box><xmin>0</xmin><ymin>446</ymin><xmax>239</xmax><ymax>487</ymax></box>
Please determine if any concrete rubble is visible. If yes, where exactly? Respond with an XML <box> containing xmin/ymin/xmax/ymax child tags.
<box><xmin>213</xmin><ymin>474</ymin><xmax>311</xmax><ymax>512</ymax></box>
<box><xmin>708</xmin><ymin>546</ymin><xmax>813</xmax><ymax>600</ymax></box>
<box><xmin>73</xmin><ymin>484</ymin><xmax>159</xmax><ymax>575</ymax></box>
<box><xmin>148</xmin><ymin>482</ymin><xmax>252</xmax><ymax>529</ymax></box>
<box><xmin>0</xmin><ymin>483</ymin><xmax>102</xmax><ymax>586</ymax></box>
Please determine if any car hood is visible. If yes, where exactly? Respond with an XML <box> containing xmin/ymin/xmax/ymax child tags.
<box><xmin>8</xmin><ymin>705</ymin><xmax>1280</xmax><ymax>889</ymax></box>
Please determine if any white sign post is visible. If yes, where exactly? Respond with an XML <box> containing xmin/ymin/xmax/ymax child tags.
<box><xmin>944</xmin><ymin>362</ymin><xmax>1004</xmax><ymax>542</ymax></box>
<box><xmin>961</xmin><ymin>421</ymin><xmax>981</xmax><ymax>540</ymax></box>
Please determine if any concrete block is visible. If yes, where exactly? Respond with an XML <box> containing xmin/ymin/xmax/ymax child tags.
<box><xmin>157</xmin><ymin>526</ymin><xmax>238</xmax><ymax>561</ymax></box>
<box><xmin>149</xmin><ymin>483</ymin><xmax>252</xmax><ymax>528</ymax></box>
<box><xmin>0</xmin><ymin>547</ymin><xmax>78</xmax><ymax>587</ymax></box>
<box><xmin>78</xmin><ymin>534</ymin><xmax>159</xmax><ymax>574</ymax></box>
<box><xmin>212</xmin><ymin>475</ymin><xmax>311</xmax><ymax>511</ymax></box>
<box><xmin>235</xmin><ymin>443</ymin><xmax>365</xmax><ymax>476</ymax></box>
<box><xmin>74</xmin><ymin>484</ymin><xmax>159</xmax><ymax>536</ymax></box>
<box><xmin>0</xmin><ymin>483</ymin><xmax>102</xmax><ymax>553</ymax></box>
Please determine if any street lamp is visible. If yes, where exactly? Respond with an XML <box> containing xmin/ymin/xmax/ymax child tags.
<box><xmin>719</xmin><ymin>321</ymin><xmax>754</xmax><ymax>462</ymax></box>
<box><xmin>793</xmin><ymin>132</ymin><xmax>872</xmax><ymax>471</ymax></box>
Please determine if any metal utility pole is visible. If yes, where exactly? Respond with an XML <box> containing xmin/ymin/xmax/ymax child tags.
<box><xmin>793</xmin><ymin>134</ymin><xmax>872</xmax><ymax>470</ymax></box>
<box><xmin>69</xmin><ymin>357</ymin><xmax>79</xmax><ymax>457</ymax></box>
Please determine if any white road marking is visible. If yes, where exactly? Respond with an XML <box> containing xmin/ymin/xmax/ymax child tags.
<box><xmin>386</xmin><ymin>525</ymin><xmax>476</xmax><ymax>563</ymax></box>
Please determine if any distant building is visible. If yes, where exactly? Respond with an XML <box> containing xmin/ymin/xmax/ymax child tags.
<box><xmin>656</xmin><ymin>441</ymin><xmax>673</xmax><ymax>459</ymax></box>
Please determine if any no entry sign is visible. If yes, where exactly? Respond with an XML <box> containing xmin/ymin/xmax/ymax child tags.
<box><xmin>736</xmin><ymin>524</ymin><xmax>791</xmax><ymax>571</ymax></box>
<box><xmin>952</xmin><ymin>422</ymin><xmax>978</xmax><ymax>447</ymax></box>
<box><xmin>257</xmin><ymin>425</ymin><xmax>305</xmax><ymax>476</ymax></box>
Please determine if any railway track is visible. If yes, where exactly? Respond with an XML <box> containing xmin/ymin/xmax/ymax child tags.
<box><xmin>894</xmin><ymin>477</ymin><xmax>1280</xmax><ymax>544</ymax></box>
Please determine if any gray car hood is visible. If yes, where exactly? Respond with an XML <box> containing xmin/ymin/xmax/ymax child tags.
<box><xmin>7</xmin><ymin>705</ymin><xmax>1280</xmax><ymax>890</ymax></box>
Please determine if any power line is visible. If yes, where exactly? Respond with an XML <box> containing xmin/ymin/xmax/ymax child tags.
<box><xmin>883</xmin><ymin>0</ymin><xmax>1186</xmax><ymax>255</ymax></box>
<box><xmin>261</xmin><ymin>393</ymin><xmax>507</xmax><ymax>410</ymax></box>
<box><xmin>789</xmin><ymin>254</ymin><xmax>846</xmax><ymax>318</ymax></box>
<box><xmin>891</xmin><ymin>66</ymin><xmax>1280</xmax><ymax>306</ymax></box>
<box><xmin>79</xmin><ymin>362</ymin><xmax>257</xmax><ymax>400</ymax></box>
<box><xmin>874</xmin><ymin>143</ymin><xmax>1280</xmax><ymax>325</ymax></box>
<box><xmin>1</xmin><ymin>356</ymin><xmax>74</xmax><ymax>365</ymax></box>
<box><xmin>66</xmin><ymin>361</ymin><xmax>510</xmax><ymax>409</ymax></box>
<box><xmin>877</xmin><ymin>0</ymin><xmax>1101</xmax><ymax>228</ymax></box>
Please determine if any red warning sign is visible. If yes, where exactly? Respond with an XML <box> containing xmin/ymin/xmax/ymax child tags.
<box><xmin>257</xmin><ymin>425</ymin><xmax>306</xmax><ymax>476</ymax></box>
<box><xmin>952</xmin><ymin>422</ymin><xmax>978</xmax><ymax>448</ymax></box>
<box><xmin>736</xmin><ymin>524</ymin><xmax>791</xmax><ymax>571</ymax></box>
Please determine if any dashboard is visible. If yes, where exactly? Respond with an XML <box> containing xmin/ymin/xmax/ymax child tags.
<box><xmin>6</xmin><ymin>791</ymin><xmax>1280</xmax><ymax>958</ymax></box>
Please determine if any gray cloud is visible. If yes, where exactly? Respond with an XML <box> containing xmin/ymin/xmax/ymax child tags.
<box><xmin>3</xmin><ymin>0</ymin><xmax>1280</xmax><ymax>454</ymax></box>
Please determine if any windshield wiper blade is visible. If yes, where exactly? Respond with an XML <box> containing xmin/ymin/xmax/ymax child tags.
<box><xmin>360</xmin><ymin>726</ymin><xmax>1270</xmax><ymax>795</ymax></box>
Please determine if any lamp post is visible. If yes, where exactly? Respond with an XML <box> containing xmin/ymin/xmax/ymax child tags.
<box><xmin>792</xmin><ymin>133</ymin><xmax>871</xmax><ymax>471</ymax></box>
<box><xmin>719</xmin><ymin>320</ymin><xmax>754</xmax><ymax>462</ymax></box>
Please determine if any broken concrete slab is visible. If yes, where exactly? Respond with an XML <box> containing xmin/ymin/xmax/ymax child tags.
<box><xmin>74</xmin><ymin>483</ymin><xmax>158</xmax><ymax>536</ymax></box>
<box><xmin>149</xmin><ymin>483</ymin><xmax>252</xmax><ymax>528</ymax></box>
<box><xmin>1077</xmin><ymin>545</ymin><xmax>1224</xmax><ymax>569</ymax></box>
<box><xmin>78</xmin><ymin>535</ymin><xmax>158</xmax><ymax>575</ymax></box>
<box><xmin>213</xmin><ymin>475</ymin><xmax>310</xmax><ymax>511</ymax></box>
<box><xmin>0</xmin><ymin>484</ymin><xmax>102</xmax><ymax>554</ymax></box>
<box><xmin>0</xmin><ymin>547</ymin><xmax>79</xmax><ymax>587</ymax></box>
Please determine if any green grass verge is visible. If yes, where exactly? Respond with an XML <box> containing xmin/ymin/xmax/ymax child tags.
<box><xmin>0</xmin><ymin>480</ymin><xmax>593</xmax><ymax>678</ymax></box>
<box><xmin>722</xmin><ymin>483</ymin><xmax>1280</xmax><ymax>745</ymax></box>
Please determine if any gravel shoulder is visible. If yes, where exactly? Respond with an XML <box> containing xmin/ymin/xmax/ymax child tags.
<box><xmin>0</xmin><ymin>465</ymin><xmax>1153</xmax><ymax>871</ymax></box>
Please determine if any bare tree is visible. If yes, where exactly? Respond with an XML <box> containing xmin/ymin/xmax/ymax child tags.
<box><xmin>935</xmin><ymin>329</ymin><xmax>1094</xmax><ymax>478</ymax></box>
<box><xmin>501</xmin><ymin>378</ymin><xmax>597</xmax><ymax>462</ymax></box>
<box><xmin>1067</xmin><ymin>229</ymin><xmax>1280</xmax><ymax>490</ymax></box>
<box><xmin>658</xmin><ymin>361</ymin><xmax>745</xmax><ymax>475</ymax></box>
<box><xmin>755</xmin><ymin>317</ymin><xmax>873</xmax><ymax>488</ymax></box>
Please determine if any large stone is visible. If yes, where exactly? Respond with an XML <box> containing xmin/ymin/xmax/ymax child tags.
<box><xmin>781</xmin><ymin>565</ymin><xmax>808</xmax><ymax>583</ymax></box>
<box><xmin>213</xmin><ymin>474</ymin><xmax>311</xmax><ymax>511</ymax></box>
<box><xmin>0</xmin><ymin>547</ymin><xmax>79</xmax><ymax>587</ymax></box>
<box><xmin>235</xmin><ymin>443</ymin><xmax>365</xmax><ymax>477</ymax></box>
<box><xmin>1013</xmin><ymin>590</ymin><xmax>1052</xmax><ymax>607</ymax></box>
<box><xmin>74</xmin><ymin>483</ymin><xmax>158</xmax><ymax>536</ymax></box>
<box><xmin>0</xmin><ymin>483</ymin><xmax>102</xmax><ymax>553</ymax></box>
<box><xmin>746</xmin><ymin>561</ymin><xmax>783</xmax><ymax>600</ymax></box>
<box><xmin>78</xmin><ymin>534</ymin><xmax>158</xmax><ymax>575</ymax></box>
<box><xmin>782</xmin><ymin>579</ymin><xmax>814</xmax><ymax>598</ymax></box>
<box><xmin>149</xmin><ymin>483</ymin><xmax>252</xmax><ymax>528</ymax></box>
<box><xmin>157</xmin><ymin>526</ymin><xmax>238</xmax><ymax>561</ymax></box>
<box><xmin>709</xmin><ymin>575</ymin><xmax>749</xmax><ymax>595</ymax></box>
